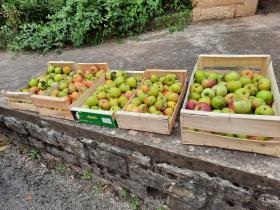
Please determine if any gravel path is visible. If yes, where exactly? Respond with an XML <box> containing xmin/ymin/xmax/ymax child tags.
<box><xmin>0</xmin><ymin>134</ymin><xmax>132</xmax><ymax>210</ymax></box>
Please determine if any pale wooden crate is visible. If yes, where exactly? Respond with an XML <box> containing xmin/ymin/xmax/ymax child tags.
<box><xmin>32</xmin><ymin>62</ymin><xmax>109</xmax><ymax>121</ymax></box>
<box><xmin>71</xmin><ymin>71</ymin><xmax>144</xmax><ymax>128</ymax></box>
<box><xmin>1</xmin><ymin>90</ymin><xmax>38</xmax><ymax>112</ymax></box>
<box><xmin>180</xmin><ymin>55</ymin><xmax>280</xmax><ymax>156</ymax></box>
<box><xmin>116</xmin><ymin>69</ymin><xmax>188</xmax><ymax>135</ymax></box>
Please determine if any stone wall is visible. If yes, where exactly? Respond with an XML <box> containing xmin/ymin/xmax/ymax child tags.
<box><xmin>1</xmin><ymin>109</ymin><xmax>280</xmax><ymax>209</ymax></box>
<box><xmin>192</xmin><ymin>0</ymin><xmax>259</xmax><ymax>21</ymax></box>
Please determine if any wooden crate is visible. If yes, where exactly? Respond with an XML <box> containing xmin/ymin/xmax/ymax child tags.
<box><xmin>180</xmin><ymin>55</ymin><xmax>280</xmax><ymax>157</ymax></box>
<box><xmin>71</xmin><ymin>71</ymin><xmax>144</xmax><ymax>128</ymax></box>
<box><xmin>1</xmin><ymin>90</ymin><xmax>38</xmax><ymax>112</ymax></box>
<box><xmin>116</xmin><ymin>69</ymin><xmax>188</xmax><ymax>135</ymax></box>
<box><xmin>32</xmin><ymin>62</ymin><xmax>109</xmax><ymax>121</ymax></box>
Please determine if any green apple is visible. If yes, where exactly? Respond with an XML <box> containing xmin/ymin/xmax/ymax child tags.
<box><xmin>114</xmin><ymin>76</ymin><xmax>125</xmax><ymax>86</ymax></box>
<box><xmin>255</xmin><ymin>105</ymin><xmax>274</xmax><ymax>115</ymax></box>
<box><xmin>190</xmin><ymin>83</ymin><xmax>203</xmax><ymax>94</ymax></box>
<box><xmin>195</xmin><ymin>70</ymin><xmax>206</xmax><ymax>84</ymax></box>
<box><xmin>257</xmin><ymin>78</ymin><xmax>271</xmax><ymax>91</ymax></box>
<box><xmin>251</xmin><ymin>97</ymin><xmax>265</xmax><ymax>109</ymax></box>
<box><xmin>226</xmin><ymin>80</ymin><xmax>242</xmax><ymax>92</ymax></box>
<box><xmin>167</xmin><ymin>92</ymin><xmax>179</xmax><ymax>102</ymax></box>
<box><xmin>119</xmin><ymin>83</ymin><xmax>130</xmax><ymax>92</ymax></box>
<box><xmin>252</xmin><ymin>75</ymin><xmax>265</xmax><ymax>84</ymax></box>
<box><xmin>256</xmin><ymin>90</ymin><xmax>273</xmax><ymax>105</ymax></box>
<box><xmin>153</xmin><ymin>82</ymin><xmax>164</xmax><ymax>92</ymax></box>
<box><xmin>164</xmin><ymin>74</ymin><xmax>176</xmax><ymax>85</ymax></box>
<box><xmin>201</xmin><ymin>79</ymin><xmax>216</xmax><ymax>88</ymax></box>
<box><xmin>54</xmin><ymin>74</ymin><xmax>64</xmax><ymax>82</ymax></box>
<box><xmin>149</xmin><ymin>86</ymin><xmax>160</xmax><ymax>97</ymax></box>
<box><xmin>116</xmin><ymin>70</ymin><xmax>127</xmax><ymax>78</ymax></box>
<box><xmin>244</xmin><ymin>83</ymin><xmax>258</xmax><ymax>96</ymax></box>
<box><xmin>109</xmin><ymin>98</ymin><xmax>119</xmax><ymax>107</ymax></box>
<box><xmin>211</xmin><ymin>96</ymin><xmax>227</xmax><ymax>109</ymax></box>
<box><xmin>48</xmin><ymin>66</ymin><xmax>55</xmax><ymax>74</ymax></box>
<box><xmin>217</xmin><ymin>74</ymin><xmax>224</xmax><ymax>83</ymax></box>
<box><xmin>144</xmin><ymin>96</ymin><xmax>157</xmax><ymax>106</ymax></box>
<box><xmin>213</xmin><ymin>85</ymin><xmax>228</xmax><ymax>97</ymax></box>
<box><xmin>201</xmin><ymin>88</ymin><xmax>215</xmax><ymax>99</ymax></box>
<box><xmin>235</xmin><ymin>88</ymin><xmax>250</xmax><ymax>99</ymax></box>
<box><xmin>54</xmin><ymin>67</ymin><xmax>62</xmax><ymax>74</ymax></box>
<box><xmin>170</xmin><ymin>83</ymin><xmax>182</xmax><ymax>94</ymax></box>
<box><xmin>224</xmin><ymin>71</ymin><xmax>240</xmax><ymax>82</ymax></box>
<box><xmin>131</xmin><ymin>98</ymin><xmax>142</xmax><ymax>106</ymax></box>
<box><xmin>105</xmin><ymin>72</ymin><xmax>113</xmax><ymax>80</ymax></box>
<box><xmin>150</xmin><ymin>74</ymin><xmax>159</xmax><ymax>83</ymax></box>
<box><xmin>28</xmin><ymin>78</ymin><xmax>39</xmax><ymax>87</ymax></box>
<box><xmin>118</xmin><ymin>95</ymin><xmax>129</xmax><ymax>108</ymax></box>
<box><xmin>190</xmin><ymin>92</ymin><xmax>201</xmax><ymax>101</ymax></box>
<box><xmin>127</xmin><ymin>77</ymin><xmax>137</xmax><ymax>88</ymax></box>
<box><xmin>240</xmin><ymin>76</ymin><xmax>252</xmax><ymax>86</ymax></box>
<box><xmin>207</xmin><ymin>72</ymin><xmax>218</xmax><ymax>80</ymax></box>
<box><xmin>109</xmin><ymin>87</ymin><xmax>122</xmax><ymax>98</ymax></box>
<box><xmin>110</xmin><ymin>106</ymin><xmax>121</xmax><ymax>112</ymax></box>
<box><xmin>85</xmin><ymin>95</ymin><xmax>99</xmax><ymax>107</ymax></box>
<box><xmin>229</xmin><ymin>99</ymin><xmax>252</xmax><ymax>114</ymax></box>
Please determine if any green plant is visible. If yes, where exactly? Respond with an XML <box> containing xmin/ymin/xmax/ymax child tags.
<box><xmin>118</xmin><ymin>187</ymin><xmax>129</xmax><ymax>200</ymax></box>
<box><xmin>55</xmin><ymin>163</ymin><xmax>65</xmax><ymax>174</ymax></box>
<box><xmin>81</xmin><ymin>170</ymin><xmax>93</xmax><ymax>180</ymax></box>
<box><xmin>94</xmin><ymin>182</ymin><xmax>105</xmax><ymax>197</ymax></box>
<box><xmin>29</xmin><ymin>148</ymin><xmax>41</xmax><ymax>159</ymax></box>
<box><xmin>130</xmin><ymin>196</ymin><xmax>141</xmax><ymax>210</ymax></box>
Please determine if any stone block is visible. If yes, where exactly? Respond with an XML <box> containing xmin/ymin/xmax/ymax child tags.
<box><xmin>28</xmin><ymin>137</ymin><xmax>45</xmax><ymax>150</ymax></box>
<box><xmin>46</xmin><ymin>146</ymin><xmax>78</xmax><ymax>166</ymax></box>
<box><xmin>236</xmin><ymin>0</ymin><xmax>258</xmax><ymax>17</ymax></box>
<box><xmin>192</xmin><ymin>5</ymin><xmax>236</xmax><ymax>21</ymax></box>
<box><xmin>3</xmin><ymin>116</ymin><xmax>27</xmax><ymax>135</ymax></box>
<box><xmin>88</xmin><ymin>148</ymin><xmax>128</xmax><ymax>175</ymax></box>
<box><xmin>193</xmin><ymin>0</ymin><xmax>243</xmax><ymax>7</ymax></box>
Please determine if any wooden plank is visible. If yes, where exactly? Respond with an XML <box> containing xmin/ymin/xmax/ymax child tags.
<box><xmin>7</xmin><ymin>101</ymin><xmax>38</xmax><ymax>112</ymax></box>
<box><xmin>31</xmin><ymin>95</ymin><xmax>70</xmax><ymax>110</ymax></box>
<box><xmin>48</xmin><ymin>61</ymin><xmax>76</xmax><ymax>70</ymax></box>
<box><xmin>76</xmin><ymin>63</ymin><xmax>110</xmax><ymax>72</ymax></box>
<box><xmin>38</xmin><ymin>107</ymin><xmax>74</xmax><ymax>121</ymax></box>
<box><xmin>267</xmin><ymin>62</ymin><xmax>280</xmax><ymax>116</ymax></box>
<box><xmin>181</xmin><ymin>129</ymin><xmax>280</xmax><ymax>157</ymax></box>
<box><xmin>1</xmin><ymin>90</ymin><xmax>32</xmax><ymax>101</ymax></box>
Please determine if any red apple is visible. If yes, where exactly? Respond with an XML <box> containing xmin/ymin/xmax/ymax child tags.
<box><xmin>185</xmin><ymin>99</ymin><xmax>198</xmax><ymax>110</ymax></box>
<box><xmin>201</xmin><ymin>79</ymin><xmax>216</xmax><ymax>88</ymax></box>
<box><xmin>240</xmin><ymin>69</ymin><xmax>254</xmax><ymax>79</ymax></box>
<box><xmin>194</xmin><ymin>102</ymin><xmax>212</xmax><ymax>112</ymax></box>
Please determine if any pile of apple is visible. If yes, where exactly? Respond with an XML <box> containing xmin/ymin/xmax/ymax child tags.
<box><xmin>125</xmin><ymin>73</ymin><xmax>182</xmax><ymax>117</ymax></box>
<box><xmin>186</xmin><ymin>69</ymin><xmax>274</xmax><ymax>115</ymax></box>
<box><xmin>22</xmin><ymin>65</ymin><xmax>105</xmax><ymax>104</ymax></box>
<box><xmin>82</xmin><ymin>70</ymin><xmax>142</xmax><ymax>112</ymax></box>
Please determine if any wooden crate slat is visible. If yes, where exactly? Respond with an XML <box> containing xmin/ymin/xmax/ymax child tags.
<box><xmin>31</xmin><ymin>95</ymin><xmax>70</xmax><ymax>110</ymax></box>
<box><xmin>38</xmin><ymin>107</ymin><xmax>74</xmax><ymax>120</ymax></box>
<box><xmin>181</xmin><ymin>129</ymin><xmax>280</xmax><ymax>157</ymax></box>
<box><xmin>7</xmin><ymin>101</ymin><xmax>38</xmax><ymax>113</ymax></box>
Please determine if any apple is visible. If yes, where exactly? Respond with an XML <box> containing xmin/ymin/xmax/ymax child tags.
<box><xmin>167</xmin><ymin>92</ymin><xmax>179</xmax><ymax>102</ymax></box>
<box><xmin>54</xmin><ymin>67</ymin><xmax>62</xmax><ymax>74</ymax></box>
<box><xmin>116</xmin><ymin>70</ymin><xmax>127</xmax><ymax>78</ymax></box>
<box><xmin>170</xmin><ymin>83</ymin><xmax>182</xmax><ymax>94</ymax></box>
<box><xmin>213</xmin><ymin>85</ymin><xmax>228</xmax><ymax>97</ymax></box>
<box><xmin>150</xmin><ymin>74</ymin><xmax>159</xmax><ymax>83</ymax></box>
<box><xmin>235</xmin><ymin>88</ymin><xmax>250</xmax><ymax>99</ymax></box>
<box><xmin>118</xmin><ymin>95</ymin><xmax>129</xmax><ymax>108</ymax></box>
<box><xmin>126</xmin><ymin>104</ymin><xmax>136</xmax><ymax>112</ymax></box>
<box><xmin>54</xmin><ymin>74</ymin><xmax>64</xmax><ymax>82</ymax></box>
<box><xmin>244</xmin><ymin>83</ymin><xmax>258</xmax><ymax>96</ymax></box>
<box><xmin>124</xmin><ymin>90</ymin><xmax>133</xmax><ymax>99</ymax></box>
<box><xmin>97</xmin><ymin>91</ymin><xmax>107</xmax><ymax>100</ymax></box>
<box><xmin>252</xmin><ymin>75</ymin><xmax>265</xmax><ymax>84</ymax></box>
<box><xmin>186</xmin><ymin>99</ymin><xmax>197</xmax><ymax>110</ymax></box>
<box><xmin>144</xmin><ymin>96</ymin><xmax>157</xmax><ymax>106</ymax></box>
<box><xmin>28</xmin><ymin>78</ymin><xmax>39</xmax><ymax>87</ymax></box>
<box><xmin>127</xmin><ymin>77</ymin><xmax>137</xmax><ymax>88</ymax></box>
<box><xmin>149</xmin><ymin>106</ymin><xmax>157</xmax><ymax>113</ymax></box>
<box><xmin>211</xmin><ymin>96</ymin><xmax>227</xmax><ymax>109</ymax></box>
<box><xmin>168</xmin><ymin>101</ymin><xmax>177</xmax><ymax>110</ymax></box>
<box><xmin>153</xmin><ymin>82</ymin><xmax>164</xmax><ymax>92</ymax></box>
<box><xmin>119</xmin><ymin>83</ymin><xmax>130</xmax><ymax>92</ymax></box>
<box><xmin>257</xmin><ymin>78</ymin><xmax>271</xmax><ymax>91</ymax></box>
<box><xmin>251</xmin><ymin>97</ymin><xmax>265</xmax><ymax>109</ymax></box>
<box><xmin>131</xmin><ymin>98</ymin><xmax>142</xmax><ymax>106</ymax></box>
<box><xmin>109</xmin><ymin>87</ymin><xmax>122</xmax><ymax>98</ymax></box>
<box><xmin>141</xmin><ymin>85</ymin><xmax>149</xmax><ymax>93</ymax></box>
<box><xmin>163</xmin><ymin>108</ymin><xmax>173</xmax><ymax>117</ymax></box>
<box><xmin>207</xmin><ymin>72</ymin><xmax>218</xmax><ymax>81</ymax></box>
<box><xmin>201</xmin><ymin>79</ymin><xmax>216</xmax><ymax>88</ymax></box>
<box><xmin>114</xmin><ymin>76</ymin><xmax>125</xmax><ymax>86</ymax></box>
<box><xmin>198</xmin><ymin>97</ymin><xmax>211</xmax><ymax>105</ymax></box>
<box><xmin>190</xmin><ymin>83</ymin><xmax>203</xmax><ymax>94</ymax></box>
<box><xmin>109</xmin><ymin>98</ymin><xmax>119</xmax><ymax>107</ymax></box>
<box><xmin>226</xmin><ymin>80</ymin><xmax>242</xmax><ymax>92</ymax></box>
<box><xmin>194</xmin><ymin>102</ymin><xmax>212</xmax><ymax>112</ymax></box>
<box><xmin>139</xmin><ymin>104</ymin><xmax>149</xmax><ymax>112</ymax></box>
<box><xmin>256</xmin><ymin>90</ymin><xmax>273</xmax><ymax>105</ymax></box>
<box><xmin>48</xmin><ymin>66</ymin><xmax>55</xmax><ymax>74</ymax></box>
<box><xmin>99</xmin><ymin>99</ymin><xmax>110</xmax><ymax>110</ymax></box>
<box><xmin>110</xmin><ymin>106</ymin><xmax>121</xmax><ymax>112</ymax></box>
<box><xmin>240</xmin><ymin>76</ymin><xmax>252</xmax><ymax>86</ymax></box>
<box><xmin>149</xmin><ymin>86</ymin><xmax>160</xmax><ymax>97</ymax></box>
<box><xmin>195</xmin><ymin>70</ymin><xmax>206</xmax><ymax>83</ymax></box>
<box><xmin>217</xmin><ymin>74</ymin><xmax>224</xmax><ymax>83</ymax></box>
<box><xmin>164</xmin><ymin>74</ymin><xmax>176</xmax><ymax>85</ymax></box>
<box><xmin>201</xmin><ymin>88</ymin><xmax>215</xmax><ymax>99</ymax></box>
<box><xmin>229</xmin><ymin>99</ymin><xmax>252</xmax><ymax>114</ymax></box>
<box><xmin>255</xmin><ymin>105</ymin><xmax>274</xmax><ymax>115</ymax></box>
<box><xmin>105</xmin><ymin>72</ymin><xmax>113</xmax><ymax>80</ymax></box>
<box><xmin>240</xmin><ymin>69</ymin><xmax>254</xmax><ymax>79</ymax></box>
<box><xmin>224</xmin><ymin>71</ymin><xmax>240</xmax><ymax>82</ymax></box>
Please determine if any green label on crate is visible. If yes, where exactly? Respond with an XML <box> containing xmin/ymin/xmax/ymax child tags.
<box><xmin>75</xmin><ymin>111</ymin><xmax>118</xmax><ymax>128</ymax></box>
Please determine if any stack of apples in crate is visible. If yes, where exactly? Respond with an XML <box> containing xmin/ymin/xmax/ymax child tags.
<box><xmin>22</xmin><ymin>64</ymin><xmax>105</xmax><ymax>104</ymax></box>
<box><xmin>125</xmin><ymin>73</ymin><xmax>182</xmax><ymax>117</ymax></box>
<box><xmin>82</xmin><ymin>70</ymin><xmax>143</xmax><ymax>112</ymax></box>
<box><xmin>185</xmin><ymin>69</ymin><xmax>274</xmax><ymax>140</ymax></box>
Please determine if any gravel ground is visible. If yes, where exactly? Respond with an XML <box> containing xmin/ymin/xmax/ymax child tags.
<box><xmin>0</xmin><ymin>134</ymin><xmax>133</xmax><ymax>210</ymax></box>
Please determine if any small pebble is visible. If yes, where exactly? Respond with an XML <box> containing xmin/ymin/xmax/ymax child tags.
<box><xmin>110</xmin><ymin>130</ymin><xmax>116</xmax><ymax>135</ymax></box>
<box><xmin>128</xmin><ymin>130</ymin><xmax>138</xmax><ymax>136</ymax></box>
<box><xmin>189</xmin><ymin>146</ymin><xmax>195</xmax><ymax>152</ymax></box>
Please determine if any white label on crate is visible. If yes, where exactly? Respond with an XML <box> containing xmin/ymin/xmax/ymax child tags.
<box><xmin>101</xmin><ymin>118</ymin><xmax>112</xmax><ymax>124</ymax></box>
